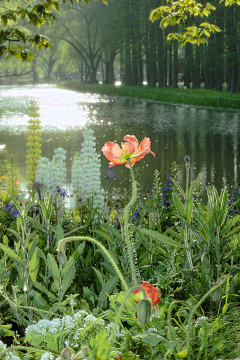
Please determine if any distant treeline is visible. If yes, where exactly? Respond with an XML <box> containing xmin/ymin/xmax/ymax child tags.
<box><xmin>97</xmin><ymin>0</ymin><xmax>240</xmax><ymax>92</ymax></box>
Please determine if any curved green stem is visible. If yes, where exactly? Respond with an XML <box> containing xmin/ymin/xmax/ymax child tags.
<box><xmin>0</xmin><ymin>346</ymin><xmax>58</xmax><ymax>358</ymax></box>
<box><xmin>186</xmin><ymin>275</ymin><xmax>227</xmax><ymax>359</ymax></box>
<box><xmin>58</xmin><ymin>236</ymin><xmax>128</xmax><ymax>292</ymax></box>
<box><xmin>125</xmin><ymin>159</ymin><xmax>137</xmax><ymax>285</ymax></box>
<box><xmin>109</xmin><ymin>285</ymin><xmax>147</xmax><ymax>345</ymax></box>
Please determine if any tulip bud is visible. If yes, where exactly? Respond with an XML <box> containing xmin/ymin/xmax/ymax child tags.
<box><xmin>60</xmin><ymin>348</ymin><xmax>72</xmax><ymax>360</ymax></box>
<box><xmin>137</xmin><ymin>299</ymin><xmax>152</xmax><ymax>325</ymax></box>
<box><xmin>57</xmin><ymin>251</ymin><xmax>67</xmax><ymax>266</ymax></box>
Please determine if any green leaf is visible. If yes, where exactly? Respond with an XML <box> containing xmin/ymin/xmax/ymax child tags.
<box><xmin>57</xmin><ymin>222</ymin><xmax>64</xmax><ymax>241</ymax></box>
<box><xmin>28</xmin><ymin>289</ymin><xmax>48</xmax><ymax>310</ymax></box>
<box><xmin>0</xmin><ymin>243</ymin><xmax>25</xmax><ymax>266</ymax></box>
<box><xmin>29</xmin><ymin>247</ymin><xmax>39</xmax><ymax>283</ymax></box>
<box><xmin>25</xmin><ymin>236</ymin><xmax>38</xmax><ymax>265</ymax></box>
<box><xmin>173</xmin><ymin>193</ymin><xmax>185</xmax><ymax>218</ymax></box>
<box><xmin>92</xmin><ymin>230</ymin><xmax>114</xmax><ymax>244</ymax></box>
<box><xmin>59</xmin><ymin>265</ymin><xmax>75</xmax><ymax>301</ymax></box>
<box><xmin>98</xmin><ymin>276</ymin><xmax>118</xmax><ymax>307</ymax></box>
<box><xmin>7</xmin><ymin>228</ymin><xmax>23</xmax><ymax>243</ymax></box>
<box><xmin>61</xmin><ymin>242</ymin><xmax>85</xmax><ymax>276</ymax></box>
<box><xmin>33</xmin><ymin>281</ymin><xmax>57</xmax><ymax>302</ymax></box>
<box><xmin>133</xmin><ymin>332</ymin><xmax>166</xmax><ymax>346</ymax></box>
<box><xmin>175</xmin><ymin>348</ymin><xmax>188</xmax><ymax>358</ymax></box>
<box><xmin>47</xmin><ymin>253</ymin><xmax>60</xmax><ymax>288</ymax></box>
<box><xmin>140</xmin><ymin>228</ymin><xmax>184</xmax><ymax>247</ymax></box>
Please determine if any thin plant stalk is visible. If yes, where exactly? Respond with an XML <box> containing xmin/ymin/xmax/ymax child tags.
<box><xmin>124</xmin><ymin>158</ymin><xmax>137</xmax><ymax>285</ymax></box>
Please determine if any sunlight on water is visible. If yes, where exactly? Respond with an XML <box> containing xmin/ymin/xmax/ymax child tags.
<box><xmin>0</xmin><ymin>85</ymin><xmax>108</xmax><ymax>130</ymax></box>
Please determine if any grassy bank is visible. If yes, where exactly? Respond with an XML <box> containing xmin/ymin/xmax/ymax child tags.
<box><xmin>58</xmin><ymin>81</ymin><xmax>240</xmax><ymax>110</ymax></box>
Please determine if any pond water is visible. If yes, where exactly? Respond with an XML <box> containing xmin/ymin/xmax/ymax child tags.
<box><xmin>0</xmin><ymin>84</ymin><xmax>240</xmax><ymax>202</ymax></box>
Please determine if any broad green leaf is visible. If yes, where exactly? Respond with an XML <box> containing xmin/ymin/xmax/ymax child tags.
<box><xmin>173</xmin><ymin>193</ymin><xmax>185</xmax><ymax>218</ymax></box>
<box><xmin>102</xmin><ymin>223</ymin><xmax>123</xmax><ymax>242</ymax></box>
<box><xmin>7</xmin><ymin>228</ymin><xmax>23</xmax><ymax>243</ymax></box>
<box><xmin>29</xmin><ymin>247</ymin><xmax>39</xmax><ymax>282</ymax></box>
<box><xmin>61</xmin><ymin>242</ymin><xmax>85</xmax><ymax>276</ymax></box>
<box><xmin>0</xmin><ymin>243</ymin><xmax>25</xmax><ymax>266</ymax></box>
<box><xmin>33</xmin><ymin>281</ymin><xmax>57</xmax><ymax>302</ymax></box>
<box><xmin>133</xmin><ymin>332</ymin><xmax>166</xmax><ymax>346</ymax></box>
<box><xmin>140</xmin><ymin>228</ymin><xmax>184</xmax><ymax>247</ymax></box>
<box><xmin>28</xmin><ymin>289</ymin><xmax>48</xmax><ymax>310</ymax></box>
<box><xmin>47</xmin><ymin>253</ymin><xmax>60</xmax><ymax>288</ymax></box>
<box><xmin>175</xmin><ymin>348</ymin><xmax>188</xmax><ymax>358</ymax></box>
<box><xmin>98</xmin><ymin>276</ymin><xmax>118</xmax><ymax>307</ymax></box>
<box><xmin>25</xmin><ymin>236</ymin><xmax>38</xmax><ymax>265</ymax></box>
<box><xmin>60</xmin><ymin>265</ymin><xmax>75</xmax><ymax>301</ymax></box>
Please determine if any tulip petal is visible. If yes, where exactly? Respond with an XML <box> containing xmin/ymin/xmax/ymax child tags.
<box><xmin>134</xmin><ymin>137</ymin><xmax>153</xmax><ymax>157</ymax></box>
<box><xmin>108</xmin><ymin>159</ymin><xmax>126</xmax><ymax>167</ymax></box>
<box><xmin>121</xmin><ymin>141</ymin><xmax>135</xmax><ymax>154</ymax></box>
<box><xmin>123</xmin><ymin>135</ymin><xmax>139</xmax><ymax>150</ymax></box>
<box><xmin>101</xmin><ymin>142</ymin><xmax>123</xmax><ymax>159</ymax></box>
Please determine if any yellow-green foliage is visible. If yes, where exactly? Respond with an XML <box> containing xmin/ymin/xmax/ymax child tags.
<box><xmin>0</xmin><ymin>149</ymin><xmax>9</xmax><ymax>201</ymax></box>
<box><xmin>5</xmin><ymin>156</ymin><xmax>20</xmax><ymax>199</ymax></box>
<box><xmin>26</xmin><ymin>101</ymin><xmax>42</xmax><ymax>190</ymax></box>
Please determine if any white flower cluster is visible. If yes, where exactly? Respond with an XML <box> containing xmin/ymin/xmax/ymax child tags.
<box><xmin>40</xmin><ymin>352</ymin><xmax>55</xmax><ymax>360</ymax></box>
<box><xmin>193</xmin><ymin>316</ymin><xmax>209</xmax><ymax>328</ymax></box>
<box><xmin>25</xmin><ymin>310</ymin><xmax>126</xmax><ymax>352</ymax></box>
<box><xmin>26</xmin><ymin>315</ymin><xmax>74</xmax><ymax>336</ymax></box>
<box><xmin>0</xmin><ymin>340</ymin><xmax>20</xmax><ymax>360</ymax></box>
<box><xmin>148</xmin><ymin>327</ymin><xmax>158</xmax><ymax>333</ymax></box>
<box><xmin>36</xmin><ymin>148</ymin><xmax>67</xmax><ymax>193</ymax></box>
<box><xmin>72</xmin><ymin>129</ymin><xmax>104</xmax><ymax>211</ymax></box>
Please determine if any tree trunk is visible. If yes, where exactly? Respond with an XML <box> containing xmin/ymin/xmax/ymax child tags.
<box><xmin>157</xmin><ymin>26</ymin><xmax>163</xmax><ymax>88</ymax></box>
<box><xmin>131</xmin><ymin>0</ymin><xmax>138</xmax><ymax>85</ymax></box>
<box><xmin>135</xmin><ymin>0</ymin><xmax>143</xmax><ymax>85</ymax></box>
<box><xmin>172</xmin><ymin>40</ymin><xmax>178</xmax><ymax>88</ymax></box>
<box><xmin>124</xmin><ymin>0</ymin><xmax>131</xmax><ymax>85</ymax></box>
<box><xmin>168</xmin><ymin>42</ymin><xmax>172</xmax><ymax>87</ymax></box>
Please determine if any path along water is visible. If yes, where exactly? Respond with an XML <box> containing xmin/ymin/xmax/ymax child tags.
<box><xmin>0</xmin><ymin>84</ymin><xmax>240</xmax><ymax>202</ymax></box>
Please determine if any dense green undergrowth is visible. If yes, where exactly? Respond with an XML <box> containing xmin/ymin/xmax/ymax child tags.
<box><xmin>58</xmin><ymin>81</ymin><xmax>240</xmax><ymax>110</ymax></box>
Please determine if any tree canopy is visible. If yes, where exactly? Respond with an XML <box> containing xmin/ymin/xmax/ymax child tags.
<box><xmin>150</xmin><ymin>0</ymin><xmax>239</xmax><ymax>46</ymax></box>
<box><xmin>0</xmin><ymin>0</ymin><xmax>107</xmax><ymax>61</ymax></box>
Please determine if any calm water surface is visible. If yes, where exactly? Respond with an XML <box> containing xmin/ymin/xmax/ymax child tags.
<box><xmin>0</xmin><ymin>84</ymin><xmax>240</xmax><ymax>201</ymax></box>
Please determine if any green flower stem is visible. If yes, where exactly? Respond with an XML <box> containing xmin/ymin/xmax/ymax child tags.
<box><xmin>186</xmin><ymin>275</ymin><xmax>227</xmax><ymax>359</ymax></box>
<box><xmin>58</xmin><ymin>236</ymin><xmax>128</xmax><ymax>292</ymax></box>
<box><xmin>109</xmin><ymin>285</ymin><xmax>147</xmax><ymax>345</ymax></box>
<box><xmin>125</xmin><ymin>158</ymin><xmax>137</xmax><ymax>285</ymax></box>
<box><xmin>185</xmin><ymin>162</ymin><xmax>190</xmax><ymax>194</ymax></box>
<box><xmin>0</xmin><ymin>346</ymin><xmax>58</xmax><ymax>358</ymax></box>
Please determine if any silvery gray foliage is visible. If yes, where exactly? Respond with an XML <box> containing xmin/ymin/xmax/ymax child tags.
<box><xmin>72</xmin><ymin>129</ymin><xmax>104</xmax><ymax>211</ymax></box>
<box><xmin>36</xmin><ymin>148</ymin><xmax>67</xmax><ymax>193</ymax></box>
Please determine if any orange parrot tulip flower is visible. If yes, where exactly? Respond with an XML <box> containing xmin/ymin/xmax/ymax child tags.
<box><xmin>101</xmin><ymin>135</ymin><xmax>155</xmax><ymax>168</ymax></box>
<box><xmin>134</xmin><ymin>281</ymin><xmax>161</xmax><ymax>306</ymax></box>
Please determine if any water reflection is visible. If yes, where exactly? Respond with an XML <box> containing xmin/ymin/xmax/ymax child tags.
<box><xmin>0</xmin><ymin>84</ymin><xmax>240</xmax><ymax>202</ymax></box>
